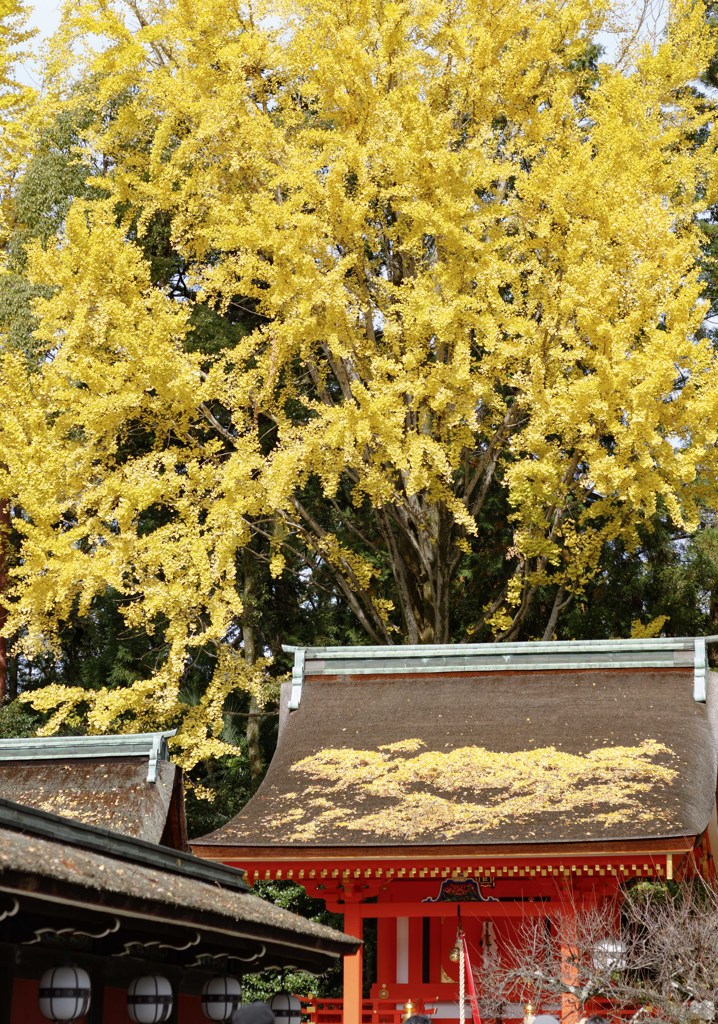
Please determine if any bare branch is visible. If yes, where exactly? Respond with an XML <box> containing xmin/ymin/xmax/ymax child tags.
<box><xmin>482</xmin><ymin>883</ymin><xmax>718</xmax><ymax>1024</ymax></box>
<box><xmin>198</xmin><ymin>402</ymin><xmax>237</xmax><ymax>447</ymax></box>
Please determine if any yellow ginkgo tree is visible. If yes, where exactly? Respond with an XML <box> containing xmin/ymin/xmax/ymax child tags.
<box><xmin>1</xmin><ymin>0</ymin><xmax>718</xmax><ymax>763</ymax></box>
<box><xmin>0</xmin><ymin>0</ymin><xmax>35</xmax><ymax>705</ymax></box>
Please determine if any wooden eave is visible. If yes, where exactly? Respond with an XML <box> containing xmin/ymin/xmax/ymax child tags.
<box><xmin>0</xmin><ymin>870</ymin><xmax>357</xmax><ymax>971</ymax></box>
<box><xmin>192</xmin><ymin>836</ymin><xmax>695</xmax><ymax>883</ymax></box>
<box><xmin>192</xmin><ymin>835</ymin><xmax>696</xmax><ymax>861</ymax></box>
<box><xmin>0</xmin><ymin>799</ymin><xmax>360</xmax><ymax>975</ymax></box>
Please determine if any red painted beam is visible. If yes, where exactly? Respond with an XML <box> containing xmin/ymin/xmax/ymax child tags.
<box><xmin>354</xmin><ymin>901</ymin><xmax>555</xmax><ymax>918</ymax></box>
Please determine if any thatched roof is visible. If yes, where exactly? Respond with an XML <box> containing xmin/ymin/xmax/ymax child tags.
<box><xmin>195</xmin><ymin>641</ymin><xmax>718</xmax><ymax>851</ymax></box>
<box><xmin>0</xmin><ymin>797</ymin><xmax>359</xmax><ymax>973</ymax></box>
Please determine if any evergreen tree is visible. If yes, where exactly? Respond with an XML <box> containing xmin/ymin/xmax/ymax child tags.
<box><xmin>0</xmin><ymin>0</ymin><xmax>716</xmax><ymax>772</ymax></box>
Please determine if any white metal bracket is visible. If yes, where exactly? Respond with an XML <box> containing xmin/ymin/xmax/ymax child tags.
<box><xmin>286</xmin><ymin>647</ymin><xmax>305</xmax><ymax>709</ymax></box>
<box><xmin>694</xmin><ymin>636</ymin><xmax>707</xmax><ymax>702</ymax></box>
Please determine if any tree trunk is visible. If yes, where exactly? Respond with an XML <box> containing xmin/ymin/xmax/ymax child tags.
<box><xmin>242</xmin><ymin>549</ymin><xmax>264</xmax><ymax>785</ymax></box>
<box><xmin>6</xmin><ymin>654</ymin><xmax>16</xmax><ymax>702</ymax></box>
<box><xmin>0</xmin><ymin>501</ymin><xmax>8</xmax><ymax>704</ymax></box>
<box><xmin>376</xmin><ymin>498</ymin><xmax>459</xmax><ymax>645</ymax></box>
<box><xmin>542</xmin><ymin>587</ymin><xmax>572</xmax><ymax>641</ymax></box>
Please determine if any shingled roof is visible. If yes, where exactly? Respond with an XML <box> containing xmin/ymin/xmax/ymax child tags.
<box><xmin>194</xmin><ymin>639</ymin><xmax>718</xmax><ymax>851</ymax></box>
<box><xmin>0</xmin><ymin>732</ymin><xmax>186</xmax><ymax>848</ymax></box>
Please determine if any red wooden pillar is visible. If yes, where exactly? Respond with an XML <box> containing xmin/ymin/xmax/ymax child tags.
<box><xmin>343</xmin><ymin>900</ymin><xmax>363</xmax><ymax>1024</ymax></box>
<box><xmin>408</xmin><ymin>917</ymin><xmax>423</xmax><ymax>992</ymax></box>
<box><xmin>376</xmin><ymin>915</ymin><xmax>396</xmax><ymax>996</ymax></box>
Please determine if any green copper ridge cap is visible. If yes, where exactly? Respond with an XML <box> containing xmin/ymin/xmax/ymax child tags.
<box><xmin>0</xmin><ymin>730</ymin><xmax>177</xmax><ymax>783</ymax></box>
<box><xmin>283</xmin><ymin>636</ymin><xmax>718</xmax><ymax>708</ymax></box>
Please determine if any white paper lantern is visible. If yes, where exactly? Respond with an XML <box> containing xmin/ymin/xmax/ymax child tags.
<box><xmin>127</xmin><ymin>975</ymin><xmax>174</xmax><ymax>1024</ymax></box>
<box><xmin>690</xmin><ymin>1002</ymin><xmax>715</xmax><ymax>1022</ymax></box>
<box><xmin>268</xmin><ymin>991</ymin><xmax>302</xmax><ymax>1024</ymax></box>
<box><xmin>201</xmin><ymin>976</ymin><xmax>242</xmax><ymax>1021</ymax></box>
<box><xmin>39</xmin><ymin>965</ymin><xmax>92</xmax><ymax>1022</ymax></box>
<box><xmin>593</xmin><ymin>937</ymin><xmax>627</xmax><ymax>971</ymax></box>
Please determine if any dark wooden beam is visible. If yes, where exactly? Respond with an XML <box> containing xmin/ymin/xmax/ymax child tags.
<box><xmin>87</xmin><ymin>970</ymin><xmax>104</xmax><ymax>1024</ymax></box>
<box><xmin>192</xmin><ymin>836</ymin><xmax>696</xmax><ymax>862</ymax></box>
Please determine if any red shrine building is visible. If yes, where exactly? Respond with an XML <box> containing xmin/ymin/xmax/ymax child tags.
<box><xmin>192</xmin><ymin>638</ymin><xmax>718</xmax><ymax>1024</ymax></box>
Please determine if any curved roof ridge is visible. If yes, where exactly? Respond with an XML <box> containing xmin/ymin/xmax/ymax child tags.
<box><xmin>0</xmin><ymin>730</ymin><xmax>176</xmax><ymax>782</ymax></box>
<box><xmin>284</xmin><ymin>636</ymin><xmax>718</xmax><ymax>708</ymax></box>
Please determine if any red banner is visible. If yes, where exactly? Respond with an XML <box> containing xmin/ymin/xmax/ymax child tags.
<box><xmin>461</xmin><ymin>933</ymin><xmax>482</xmax><ymax>1024</ymax></box>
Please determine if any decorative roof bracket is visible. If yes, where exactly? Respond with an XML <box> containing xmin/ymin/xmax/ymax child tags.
<box><xmin>285</xmin><ymin>647</ymin><xmax>305</xmax><ymax>710</ymax></box>
<box><xmin>695</xmin><ymin>636</ymin><xmax>708</xmax><ymax>702</ymax></box>
<box><xmin>147</xmin><ymin>732</ymin><xmax>173</xmax><ymax>783</ymax></box>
